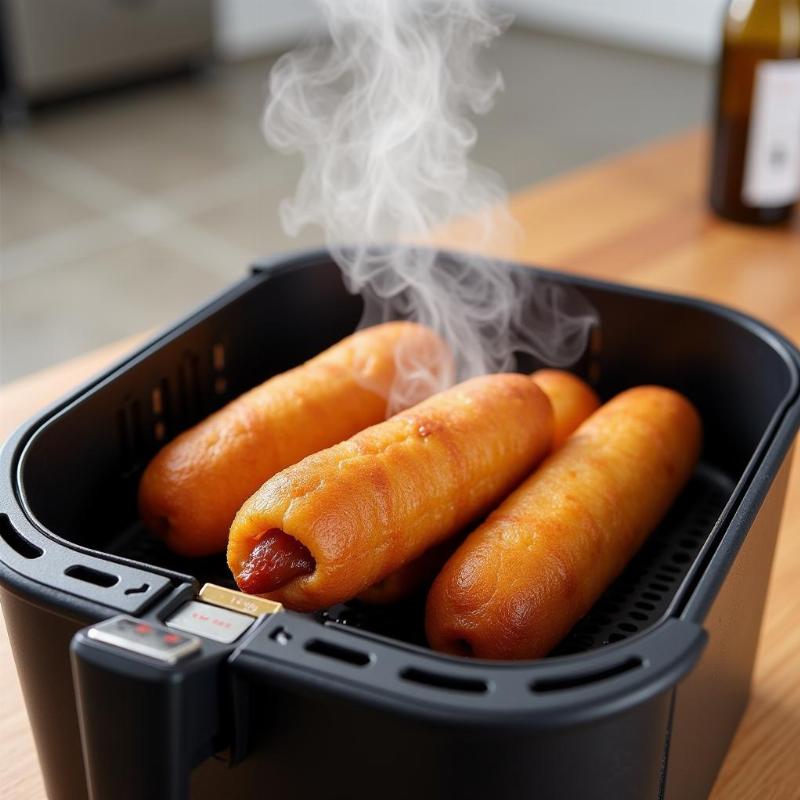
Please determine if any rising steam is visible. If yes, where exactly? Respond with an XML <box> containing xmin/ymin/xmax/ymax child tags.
<box><xmin>263</xmin><ymin>0</ymin><xmax>596</xmax><ymax>413</ymax></box>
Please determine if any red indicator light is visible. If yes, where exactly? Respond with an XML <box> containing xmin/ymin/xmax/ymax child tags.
<box><xmin>163</xmin><ymin>633</ymin><xmax>181</xmax><ymax>645</ymax></box>
<box><xmin>135</xmin><ymin>624</ymin><xmax>152</xmax><ymax>635</ymax></box>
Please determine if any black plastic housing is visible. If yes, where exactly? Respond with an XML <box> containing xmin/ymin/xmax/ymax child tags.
<box><xmin>1</xmin><ymin>250</ymin><xmax>798</xmax><ymax>800</ymax></box>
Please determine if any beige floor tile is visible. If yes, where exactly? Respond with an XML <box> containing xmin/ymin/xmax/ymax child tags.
<box><xmin>157</xmin><ymin>151</ymin><xmax>292</xmax><ymax>218</ymax></box>
<box><xmin>0</xmin><ymin>158</ymin><xmax>98</xmax><ymax>245</ymax></box>
<box><xmin>184</xmin><ymin>156</ymin><xmax>323</xmax><ymax>258</ymax></box>
<box><xmin>0</xmin><ymin>237</ymin><xmax>230</xmax><ymax>382</ymax></box>
<box><xmin>151</xmin><ymin>220</ymin><xmax>261</xmax><ymax>281</ymax></box>
<box><xmin>0</xmin><ymin>215</ymin><xmax>136</xmax><ymax>282</ymax></box>
<box><xmin>29</xmin><ymin>77</ymin><xmax>271</xmax><ymax>198</ymax></box>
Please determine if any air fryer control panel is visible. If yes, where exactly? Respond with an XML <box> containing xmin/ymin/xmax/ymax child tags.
<box><xmin>87</xmin><ymin>615</ymin><xmax>201</xmax><ymax>664</ymax></box>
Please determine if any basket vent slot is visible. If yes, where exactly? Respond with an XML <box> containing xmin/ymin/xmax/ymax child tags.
<box><xmin>212</xmin><ymin>342</ymin><xmax>227</xmax><ymax>397</ymax></box>
<box><xmin>177</xmin><ymin>352</ymin><xmax>202</xmax><ymax>423</ymax></box>
<box><xmin>117</xmin><ymin>399</ymin><xmax>145</xmax><ymax>475</ymax></box>
<box><xmin>65</xmin><ymin>565</ymin><xmax>119</xmax><ymax>588</ymax></box>
<box><xmin>116</xmin><ymin>407</ymin><xmax>132</xmax><ymax>472</ymax></box>
<box><xmin>138</xmin><ymin>349</ymin><xmax>215</xmax><ymax>456</ymax></box>
<box><xmin>530</xmin><ymin>657</ymin><xmax>642</xmax><ymax>693</ymax></box>
<box><xmin>305</xmin><ymin>638</ymin><xmax>372</xmax><ymax>667</ymax></box>
<box><xmin>400</xmin><ymin>667</ymin><xmax>488</xmax><ymax>694</ymax></box>
<box><xmin>0</xmin><ymin>515</ymin><xmax>43</xmax><ymax>559</ymax></box>
<box><xmin>151</xmin><ymin>378</ymin><xmax>174</xmax><ymax>443</ymax></box>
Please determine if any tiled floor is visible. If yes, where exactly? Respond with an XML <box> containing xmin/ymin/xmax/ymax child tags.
<box><xmin>0</xmin><ymin>27</ymin><xmax>711</xmax><ymax>384</ymax></box>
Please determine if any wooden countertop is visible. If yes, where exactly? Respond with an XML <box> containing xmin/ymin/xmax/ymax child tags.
<box><xmin>1</xmin><ymin>130</ymin><xmax>798</xmax><ymax>799</ymax></box>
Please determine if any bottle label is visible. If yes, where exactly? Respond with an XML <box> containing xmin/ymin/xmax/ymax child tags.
<box><xmin>742</xmin><ymin>59</ymin><xmax>800</xmax><ymax>208</ymax></box>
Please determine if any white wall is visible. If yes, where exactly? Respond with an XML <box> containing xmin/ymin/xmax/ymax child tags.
<box><xmin>214</xmin><ymin>0</ymin><xmax>727</xmax><ymax>63</ymax></box>
<box><xmin>214</xmin><ymin>0</ymin><xmax>320</xmax><ymax>60</ymax></box>
<box><xmin>502</xmin><ymin>0</ymin><xmax>729</xmax><ymax>62</ymax></box>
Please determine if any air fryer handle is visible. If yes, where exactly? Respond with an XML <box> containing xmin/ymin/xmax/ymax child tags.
<box><xmin>70</xmin><ymin>616</ymin><xmax>225</xmax><ymax>800</ymax></box>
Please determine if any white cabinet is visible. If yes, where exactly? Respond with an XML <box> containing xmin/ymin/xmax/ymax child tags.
<box><xmin>3</xmin><ymin>0</ymin><xmax>213</xmax><ymax>99</ymax></box>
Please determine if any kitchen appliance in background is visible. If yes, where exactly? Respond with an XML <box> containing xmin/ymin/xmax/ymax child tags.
<box><xmin>709</xmin><ymin>0</ymin><xmax>800</xmax><ymax>224</ymax></box>
<box><xmin>0</xmin><ymin>0</ymin><xmax>213</xmax><ymax>120</ymax></box>
<box><xmin>1</xmin><ymin>251</ymin><xmax>798</xmax><ymax>800</ymax></box>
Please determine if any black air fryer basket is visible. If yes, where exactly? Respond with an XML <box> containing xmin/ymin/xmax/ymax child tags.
<box><xmin>1</xmin><ymin>250</ymin><xmax>798</xmax><ymax>800</ymax></box>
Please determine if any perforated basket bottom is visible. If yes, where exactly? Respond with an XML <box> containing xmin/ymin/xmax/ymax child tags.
<box><xmin>108</xmin><ymin>461</ymin><xmax>733</xmax><ymax>657</ymax></box>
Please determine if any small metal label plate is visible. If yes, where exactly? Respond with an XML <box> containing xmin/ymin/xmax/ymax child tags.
<box><xmin>166</xmin><ymin>600</ymin><xmax>254</xmax><ymax>644</ymax></box>
<box><xmin>199</xmin><ymin>583</ymin><xmax>283</xmax><ymax>618</ymax></box>
<box><xmin>87</xmin><ymin>615</ymin><xmax>201</xmax><ymax>664</ymax></box>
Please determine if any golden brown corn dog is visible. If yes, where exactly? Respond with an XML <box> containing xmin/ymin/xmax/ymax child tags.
<box><xmin>359</xmin><ymin>370</ymin><xmax>599</xmax><ymax>604</ymax></box>
<box><xmin>139</xmin><ymin>321</ymin><xmax>447</xmax><ymax>557</ymax></box>
<box><xmin>227</xmin><ymin>373</ymin><xmax>554</xmax><ymax>611</ymax></box>
<box><xmin>531</xmin><ymin>369</ymin><xmax>601</xmax><ymax>449</ymax></box>
<box><xmin>426</xmin><ymin>386</ymin><xmax>701</xmax><ymax>660</ymax></box>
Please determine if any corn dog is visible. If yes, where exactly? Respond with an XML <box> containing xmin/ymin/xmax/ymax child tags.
<box><xmin>359</xmin><ymin>370</ymin><xmax>599</xmax><ymax>604</ymax></box>
<box><xmin>531</xmin><ymin>369</ymin><xmax>601</xmax><ymax>449</ymax></box>
<box><xmin>426</xmin><ymin>386</ymin><xmax>701</xmax><ymax>660</ymax></box>
<box><xmin>139</xmin><ymin>321</ymin><xmax>447</xmax><ymax>556</ymax></box>
<box><xmin>227</xmin><ymin>374</ymin><xmax>554</xmax><ymax>611</ymax></box>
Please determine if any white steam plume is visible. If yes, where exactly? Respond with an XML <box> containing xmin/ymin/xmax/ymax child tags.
<box><xmin>263</xmin><ymin>0</ymin><xmax>596</xmax><ymax>414</ymax></box>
